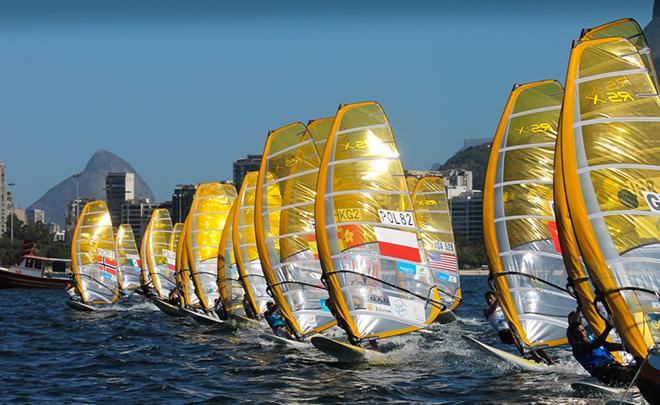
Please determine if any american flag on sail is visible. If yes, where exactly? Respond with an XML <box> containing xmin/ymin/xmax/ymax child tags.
<box><xmin>428</xmin><ymin>251</ymin><xmax>457</xmax><ymax>272</ymax></box>
<box><xmin>98</xmin><ymin>256</ymin><xmax>117</xmax><ymax>279</ymax></box>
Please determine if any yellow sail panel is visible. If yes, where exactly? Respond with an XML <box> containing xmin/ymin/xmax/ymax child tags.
<box><xmin>560</xmin><ymin>36</ymin><xmax>660</xmax><ymax>361</ymax></box>
<box><xmin>581</xmin><ymin>18</ymin><xmax>658</xmax><ymax>92</ymax></box>
<box><xmin>175</xmin><ymin>215</ymin><xmax>197</xmax><ymax>307</ymax></box>
<box><xmin>218</xmin><ymin>201</ymin><xmax>246</xmax><ymax>315</ymax></box>
<box><xmin>170</xmin><ymin>223</ymin><xmax>183</xmax><ymax>252</ymax></box>
<box><xmin>233</xmin><ymin>172</ymin><xmax>269</xmax><ymax>316</ymax></box>
<box><xmin>139</xmin><ymin>223</ymin><xmax>151</xmax><ymax>290</ymax></box>
<box><xmin>315</xmin><ymin>101</ymin><xmax>442</xmax><ymax>342</ymax></box>
<box><xmin>71</xmin><ymin>201</ymin><xmax>118</xmax><ymax>305</ymax></box>
<box><xmin>187</xmin><ymin>182</ymin><xmax>236</xmax><ymax>310</ymax></box>
<box><xmin>484</xmin><ymin>80</ymin><xmax>575</xmax><ymax>349</ymax></box>
<box><xmin>115</xmin><ymin>224</ymin><xmax>141</xmax><ymax>292</ymax></box>
<box><xmin>255</xmin><ymin>122</ymin><xmax>335</xmax><ymax>337</ymax></box>
<box><xmin>146</xmin><ymin>208</ymin><xmax>175</xmax><ymax>299</ymax></box>
<box><xmin>307</xmin><ymin>117</ymin><xmax>334</xmax><ymax>155</ymax></box>
<box><xmin>410</xmin><ymin>175</ymin><xmax>462</xmax><ymax>312</ymax></box>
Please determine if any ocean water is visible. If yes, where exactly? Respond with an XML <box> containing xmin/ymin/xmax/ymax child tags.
<box><xmin>0</xmin><ymin>276</ymin><xmax>646</xmax><ymax>404</ymax></box>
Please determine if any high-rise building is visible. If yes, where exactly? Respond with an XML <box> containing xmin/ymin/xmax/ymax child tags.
<box><xmin>105</xmin><ymin>172</ymin><xmax>135</xmax><ymax>227</ymax></box>
<box><xmin>441</xmin><ymin>169</ymin><xmax>474</xmax><ymax>199</ymax></box>
<box><xmin>233</xmin><ymin>155</ymin><xmax>262</xmax><ymax>189</ymax></box>
<box><xmin>171</xmin><ymin>184</ymin><xmax>196</xmax><ymax>223</ymax></box>
<box><xmin>448</xmin><ymin>192</ymin><xmax>483</xmax><ymax>243</ymax></box>
<box><xmin>26</xmin><ymin>208</ymin><xmax>46</xmax><ymax>224</ymax></box>
<box><xmin>0</xmin><ymin>162</ymin><xmax>7</xmax><ymax>236</ymax></box>
<box><xmin>121</xmin><ymin>199</ymin><xmax>158</xmax><ymax>243</ymax></box>
<box><xmin>13</xmin><ymin>208</ymin><xmax>26</xmax><ymax>224</ymax></box>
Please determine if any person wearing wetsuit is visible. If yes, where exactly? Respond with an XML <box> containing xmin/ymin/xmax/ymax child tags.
<box><xmin>567</xmin><ymin>318</ymin><xmax>637</xmax><ymax>387</ymax></box>
<box><xmin>483</xmin><ymin>291</ymin><xmax>554</xmax><ymax>365</ymax></box>
<box><xmin>264</xmin><ymin>301</ymin><xmax>291</xmax><ymax>339</ymax></box>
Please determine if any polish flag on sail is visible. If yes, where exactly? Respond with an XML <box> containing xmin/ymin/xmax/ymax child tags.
<box><xmin>374</xmin><ymin>227</ymin><xmax>421</xmax><ymax>263</ymax></box>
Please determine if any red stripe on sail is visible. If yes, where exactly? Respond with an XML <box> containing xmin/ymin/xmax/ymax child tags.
<box><xmin>547</xmin><ymin>221</ymin><xmax>562</xmax><ymax>253</ymax></box>
<box><xmin>377</xmin><ymin>241</ymin><xmax>421</xmax><ymax>263</ymax></box>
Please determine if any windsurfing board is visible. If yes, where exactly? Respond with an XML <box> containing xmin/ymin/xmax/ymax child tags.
<box><xmin>66</xmin><ymin>300</ymin><xmax>96</xmax><ymax>312</ymax></box>
<box><xmin>186</xmin><ymin>308</ymin><xmax>231</xmax><ymax>327</ymax></box>
<box><xmin>603</xmin><ymin>400</ymin><xmax>636</xmax><ymax>405</ymax></box>
<box><xmin>571</xmin><ymin>382</ymin><xmax>622</xmax><ymax>398</ymax></box>
<box><xmin>151</xmin><ymin>297</ymin><xmax>188</xmax><ymax>318</ymax></box>
<box><xmin>462</xmin><ymin>335</ymin><xmax>548</xmax><ymax>372</ymax></box>
<box><xmin>310</xmin><ymin>335</ymin><xmax>385</xmax><ymax>362</ymax></box>
<box><xmin>260</xmin><ymin>333</ymin><xmax>309</xmax><ymax>349</ymax></box>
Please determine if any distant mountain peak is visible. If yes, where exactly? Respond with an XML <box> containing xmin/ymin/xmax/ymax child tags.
<box><xmin>28</xmin><ymin>150</ymin><xmax>155</xmax><ymax>226</ymax></box>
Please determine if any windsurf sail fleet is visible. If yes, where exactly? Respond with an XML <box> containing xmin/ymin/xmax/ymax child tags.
<box><xmin>233</xmin><ymin>171</ymin><xmax>271</xmax><ymax>317</ymax></box>
<box><xmin>558</xmin><ymin>29</ymin><xmax>660</xmax><ymax>398</ymax></box>
<box><xmin>187</xmin><ymin>183</ymin><xmax>236</xmax><ymax>312</ymax></box>
<box><xmin>315</xmin><ymin>101</ymin><xmax>443</xmax><ymax>345</ymax></box>
<box><xmin>145</xmin><ymin>209</ymin><xmax>176</xmax><ymax>299</ymax></box>
<box><xmin>115</xmin><ymin>224</ymin><xmax>142</xmax><ymax>294</ymax></box>
<box><xmin>70</xmin><ymin>201</ymin><xmax>119</xmax><ymax>308</ymax></box>
<box><xmin>409</xmin><ymin>174</ymin><xmax>462</xmax><ymax>313</ymax></box>
<box><xmin>255</xmin><ymin>122</ymin><xmax>336</xmax><ymax>339</ymax></box>
<box><xmin>217</xmin><ymin>201</ymin><xmax>248</xmax><ymax>318</ymax></box>
<box><xmin>483</xmin><ymin>80</ymin><xmax>576</xmax><ymax>352</ymax></box>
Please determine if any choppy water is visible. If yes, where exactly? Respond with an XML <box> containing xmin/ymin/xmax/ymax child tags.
<box><xmin>0</xmin><ymin>276</ymin><xmax>646</xmax><ymax>404</ymax></box>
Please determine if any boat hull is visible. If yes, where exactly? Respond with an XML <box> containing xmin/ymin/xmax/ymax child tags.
<box><xmin>0</xmin><ymin>267</ymin><xmax>70</xmax><ymax>289</ymax></box>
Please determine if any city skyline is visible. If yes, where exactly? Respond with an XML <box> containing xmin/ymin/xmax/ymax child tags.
<box><xmin>0</xmin><ymin>0</ymin><xmax>653</xmax><ymax>207</ymax></box>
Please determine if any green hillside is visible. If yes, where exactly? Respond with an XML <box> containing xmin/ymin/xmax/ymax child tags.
<box><xmin>433</xmin><ymin>143</ymin><xmax>491</xmax><ymax>191</ymax></box>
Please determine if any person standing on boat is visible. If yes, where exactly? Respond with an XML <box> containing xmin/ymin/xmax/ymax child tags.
<box><xmin>483</xmin><ymin>291</ymin><xmax>554</xmax><ymax>364</ymax></box>
<box><xmin>264</xmin><ymin>301</ymin><xmax>293</xmax><ymax>339</ymax></box>
<box><xmin>566</xmin><ymin>310</ymin><xmax>637</xmax><ymax>387</ymax></box>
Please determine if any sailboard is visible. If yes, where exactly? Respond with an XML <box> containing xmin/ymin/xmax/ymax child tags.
<box><xmin>314</xmin><ymin>101</ymin><xmax>443</xmax><ymax>355</ymax></box>
<box><xmin>570</xmin><ymin>381</ymin><xmax>622</xmax><ymax>398</ymax></box>
<box><xmin>70</xmin><ymin>201</ymin><xmax>119</xmax><ymax>310</ymax></box>
<box><xmin>483</xmin><ymin>80</ymin><xmax>576</xmax><ymax>353</ymax></box>
<box><xmin>462</xmin><ymin>335</ymin><xmax>548</xmax><ymax>372</ymax></box>
<box><xmin>233</xmin><ymin>172</ymin><xmax>271</xmax><ymax>318</ymax></box>
<box><xmin>408</xmin><ymin>173</ymin><xmax>462</xmax><ymax>315</ymax></box>
<box><xmin>310</xmin><ymin>335</ymin><xmax>386</xmax><ymax>362</ymax></box>
<box><xmin>260</xmin><ymin>332</ymin><xmax>310</xmax><ymax>349</ymax></box>
<box><xmin>115</xmin><ymin>224</ymin><xmax>142</xmax><ymax>294</ymax></box>
<box><xmin>558</xmin><ymin>32</ymin><xmax>660</xmax><ymax>399</ymax></box>
<box><xmin>187</xmin><ymin>182</ymin><xmax>236</xmax><ymax>314</ymax></box>
<box><xmin>145</xmin><ymin>209</ymin><xmax>176</xmax><ymax>299</ymax></box>
<box><xmin>254</xmin><ymin>120</ymin><xmax>336</xmax><ymax>340</ymax></box>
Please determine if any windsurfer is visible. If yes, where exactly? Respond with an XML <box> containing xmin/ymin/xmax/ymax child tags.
<box><xmin>264</xmin><ymin>301</ymin><xmax>293</xmax><ymax>339</ymax></box>
<box><xmin>483</xmin><ymin>291</ymin><xmax>553</xmax><ymax>365</ymax></box>
<box><xmin>243</xmin><ymin>294</ymin><xmax>256</xmax><ymax>319</ymax></box>
<box><xmin>566</xmin><ymin>310</ymin><xmax>638</xmax><ymax>387</ymax></box>
<box><xmin>214</xmin><ymin>297</ymin><xmax>228</xmax><ymax>320</ymax></box>
<box><xmin>168</xmin><ymin>289</ymin><xmax>181</xmax><ymax>307</ymax></box>
<box><xmin>66</xmin><ymin>282</ymin><xmax>81</xmax><ymax>302</ymax></box>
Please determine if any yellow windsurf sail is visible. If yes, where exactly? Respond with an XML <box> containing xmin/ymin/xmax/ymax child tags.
<box><xmin>71</xmin><ymin>201</ymin><xmax>119</xmax><ymax>305</ymax></box>
<box><xmin>218</xmin><ymin>201</ymin><xmax>246</xmax><ymax>316</ymax></box>
<box><xmin>559</xmin><ymin>35</ymin><xmax>660</xmax><ymax>363</ymax></box>
<box><xmin>233</xmin><ymin>172</ymin><xmax>270</xmax><ymax>317</ymax></box>
<box><xmin>187</xmin><ymin>182</ymin><xmax>236</xmax><ymax>310</ymax></box>
<box><xmin>409</xmin><ymin>174</ymin><xmax>462</xmax><ymax>312</ymax></box>
<box><xmin>315</xmin><ymin>101</ymin><xmax>442</xmax><ymax>343</ymax></box>
<box><xmin>145</xmin><ymin>208</ymin><xmax>176</xmax><ymax>299</ymax></box>
<box><xmin>483</xmin><ymin>80</ymin><xmax>576</xmax><ymax>349</ymax></box>
<box><xmin>255</xmin><ymin>121</ymin><xmax>336</xmax><ymax>338</ymax></box>
<box><xmin>115</xmin><ymin>224</ymin><xmax>142</xmax><ymax>292</ymax></box>
<box><xmin>139</xmin><ymin>223</ymin><xmax>151</xmax><ymax>290</ymax></box>
<box><xmin>175</xmin><ymin>216</ymin><xmax>198</xmax><ymax>307</ymax></box>
<box><xmin>170</xmin><ymin>223</ymin><xmax>184</xmax><ymax>253</ymax></box>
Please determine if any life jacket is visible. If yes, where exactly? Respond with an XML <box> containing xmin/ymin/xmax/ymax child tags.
<box><xmin>265</xmin><ymin>310</ymin><xmax>286</xmax><ymax>329</ymax></box>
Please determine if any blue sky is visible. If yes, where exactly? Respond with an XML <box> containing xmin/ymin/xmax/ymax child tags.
<box><xmin>0</xmin><ymin>0</ymin><xmax>654</xmax><ymax>208</ymax></box>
